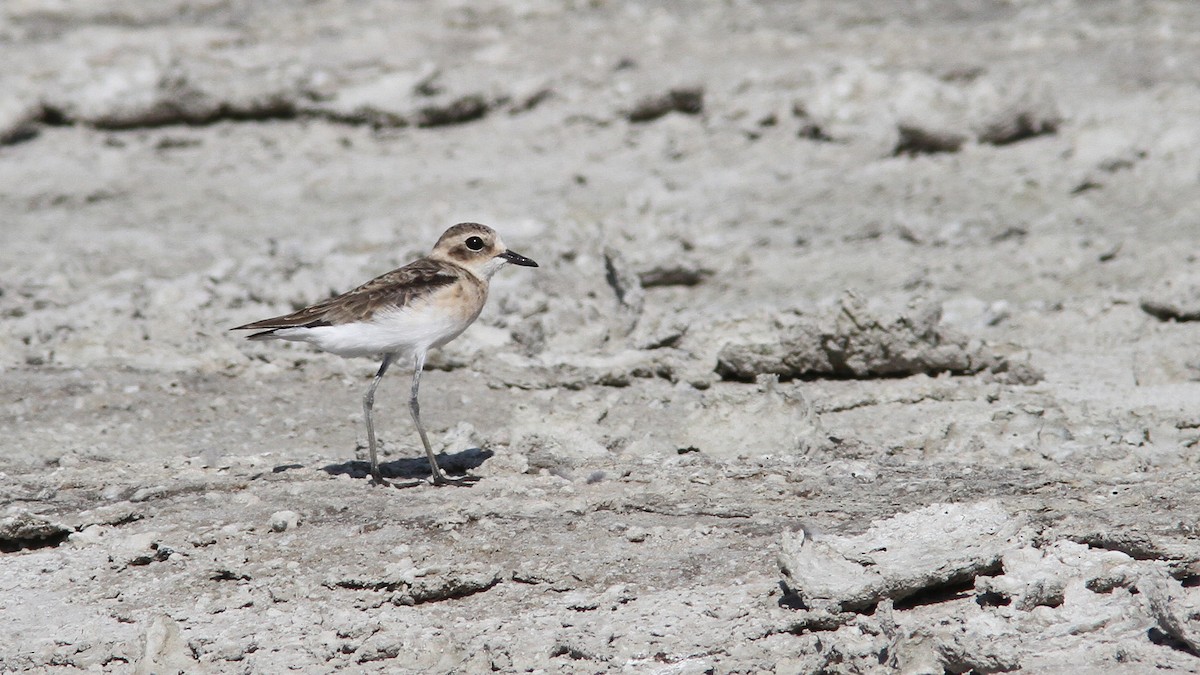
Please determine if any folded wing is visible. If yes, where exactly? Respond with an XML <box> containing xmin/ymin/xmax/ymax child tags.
<box><xmin>231</xmin><ymin>259</ymin><xmax>461</xmax><ymax>338</ymax></box>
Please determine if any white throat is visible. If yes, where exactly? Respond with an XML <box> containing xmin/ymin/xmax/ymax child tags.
<box><xmin>477</xmin><ymin>256</ymin><xmax>508</xmax><ymax>280</ymax></box>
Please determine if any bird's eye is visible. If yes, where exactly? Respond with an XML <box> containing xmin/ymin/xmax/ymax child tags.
<box><xmin>465</xmin><ymin>236</ymin><xmax>485</xmax><ymax>251</ymax></box>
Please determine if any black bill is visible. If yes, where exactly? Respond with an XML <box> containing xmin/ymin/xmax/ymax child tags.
<box><xmin>500</xmin><ymin>250</ymin><xmax>539</xmax><ymax>267</ymax></box>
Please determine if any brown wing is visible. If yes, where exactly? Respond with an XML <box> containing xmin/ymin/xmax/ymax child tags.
<box><xmin>231</xmin><ymin>258</ymin><xmax>460</xmax><ymax>332</ymax></box>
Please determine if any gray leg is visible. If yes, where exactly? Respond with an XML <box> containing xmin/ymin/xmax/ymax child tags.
<box><xmin>363</xmin><ymin>353</ymin><xmax>395</xmax><ymax>484</ymax></box>
<box><xmin>408</xmin><ymin>350</ymin><xmax>452</xmax><ymax>484</ymax></box>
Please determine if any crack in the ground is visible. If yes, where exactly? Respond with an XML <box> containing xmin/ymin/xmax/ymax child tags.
<box><xmin>2</xmin><ymin>88</ymin><xmax>552</xmax><ymax>146</ymax></box>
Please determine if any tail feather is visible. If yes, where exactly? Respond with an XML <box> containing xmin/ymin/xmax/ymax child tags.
<box><xmin>232</xmin><ymin>316</ymin><xmax>331</xmax><ymax>340</ymax></box>
<box><xmin>245</xmin><ymin>329</ymin><xmax>280</xmax><ymax>341</ymax></box>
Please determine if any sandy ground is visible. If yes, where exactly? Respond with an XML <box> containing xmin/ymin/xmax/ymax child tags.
<box><xmin>4</xmin><ymin>1</ymin><xmax>1200</xmax><ymax>672</ymax></box>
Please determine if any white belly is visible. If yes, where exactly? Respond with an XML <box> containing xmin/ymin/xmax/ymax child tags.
<box><xmin>271</xmin><ymin>304</ymin><xmax>474</xmax><ymax>358</ymax></box>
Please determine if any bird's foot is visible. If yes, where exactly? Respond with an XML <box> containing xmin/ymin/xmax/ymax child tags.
<box><xmin>370</xmin><ymin>470</ymin><xmax>422</xmax><ymax>489</ymax></box>
<box><xmin>430</xmin><ymin>472</ymin><xmax>480</xmax><ymax>487</ymax></box>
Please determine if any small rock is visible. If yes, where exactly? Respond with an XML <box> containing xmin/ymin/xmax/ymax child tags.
<box><xmin>893</xmin><ymin>123</ymin><xmax>967</xmax><ymax>155</ymax></box>
<box><xmin>779</xmin><ymin>501</ymin><xmax>1027</xmax><ymax>612</ymax></box>
<box><xmin>680</xmin><ymin>374</ymin><xmax>828</xmax><ymax>457</ymax></box>
<box><xmin>627</xmin><ymin>86</ymin><xmax>704</xmax><ymax>123</ymax></box>
<box><xmin>414</xmin><ymin>93</ymin><xmax>490</xmax><ymax>127</ymax></box>
<box><xmin>974</xmin><ymin>82</ymin><xmax>1061</xmax><ymax>145</ymax></box>
<box><xmin>128</xmin><ymin>543</ymin><xmax>174</xmax><ymax>566</ymax></box>
<box><xmin>517</xmin><ymin>428</ymin><xmax>610</xmax><ymax>470</ymax></box>
<box><xmin>603</xmin><ymin>247</ymin><xmax>645</xmax><ymax>325</ymax></box>
<box><xmin>68</xmin><ymin>524</ymin><xmax>107</xmax><ymax>547</ymax></box>
<box><xmin>625</xmin><ymin>526</ymin><xmax>648</xmax><ymax>543</ymax></box>
<box><xmin>631</xmin><ymin>313</ymin><xmax>688</xmax><ymax>350</ymax></box>
<box><xmin>1140</xmin><ymin>571</ymin><xmax>1200</xmax><ymax>653</ymax></box>
<box><xmin>973</xmin><ymin>541</ymin><xmax>1134</xmax><ymax>611</ymax></box>
<box><xmin>890</xmin><ymin>71</ymin><xmax>972</xmax><ymax>155</ymax></box>
<box><xmin>1141</xmin><ymin>274</ymin><xmax>1200</xmax><ymax>321</ymax></box>
<box><xmin>638</xmin><ymin>262</ymin><xmax>714</xmax><ymax>288</ymax></box>
<box><xmin>716</xmin><ymin>293</ymin><xmax>1041</xmax><ymax>383</ymax></box>
<box><xmin>0</xmin><ymin>96</ymin><xmax>41</xmax><ymax>145</ymax></box>
<box><xmin>269</xmin><ymin>510</ymin><xmax>301</xmax><ymax>532</ymax></box>
<box><xmin>71</xmin><ymin>501</ymin><xmax>141</xmax><ymax>529</ymax></box>
<box><xmin>563</xmin><ymin>591</ymin><xmax>600</xmax><ymax>611</ymax></box>
<box><xmin>551</xmin><ymin>643</ymin><xmax>599</xmax><ymax>660</ymax></box>
<box><xmin>332</xmin><ymin>564</ymin><xmax>503</xmax><ymax>605</ymax></box>
<box><xmin>507</xmin><ymin>86</ymin><xmax>554</xmax><ymax>114</ymax></box>
<box><xmin>135</xmin><ymin>614</ymin><xmax>197</xmax><ymax>675</ymax></box>
<box><xmin>0</xmin><ymin>510</ymin><xmax>71</xmax><ymax>552</ymax></box>
<box><xmin>130</xmin><ymin>486</ymin><xmax>168</xmax><ymax>502</ymax></box>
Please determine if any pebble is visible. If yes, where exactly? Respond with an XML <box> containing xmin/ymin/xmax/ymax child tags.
<box><xmin>269</xmin><ymin>510</ymin><xmax>301</xmax><ymax>533</ymax></box>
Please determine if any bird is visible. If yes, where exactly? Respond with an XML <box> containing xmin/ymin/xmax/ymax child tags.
<box><xmin>231</xmin><ymin>222</ymin><xmax>538</xmax><ymax>486</ymax></box>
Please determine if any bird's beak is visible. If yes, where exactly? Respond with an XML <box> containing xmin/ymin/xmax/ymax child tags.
<box><xmin>500</xmin><ymin>250</ymin><xmax>538</xmax><ymax>267</ymax></box>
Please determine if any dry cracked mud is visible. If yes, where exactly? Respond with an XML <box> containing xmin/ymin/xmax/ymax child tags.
<box><xmin>4</xmin><ymin>1</ymin><xmax>1200</xmax><ymax>673</ymax></box>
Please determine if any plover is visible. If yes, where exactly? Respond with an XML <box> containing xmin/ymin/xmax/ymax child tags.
<box><xmin>232</xmin><ymin>222</ymin><xmax>538</xmax><ymax>485</ymax></box>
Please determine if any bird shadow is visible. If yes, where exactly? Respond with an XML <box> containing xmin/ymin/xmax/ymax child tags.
<box><xmin>322</xmin><ymin>447</ymin><xmax>494</xmax><ymax>482</ymax></box>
